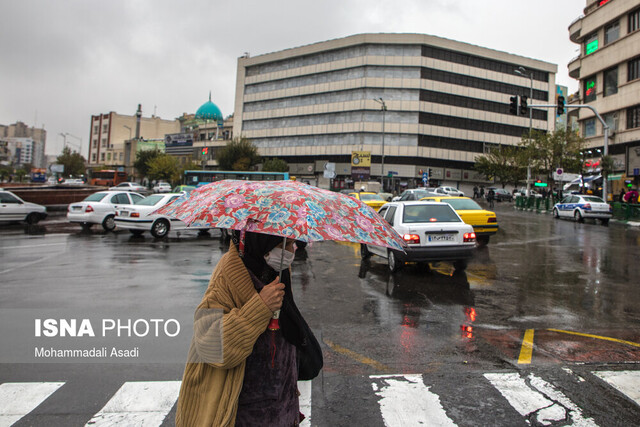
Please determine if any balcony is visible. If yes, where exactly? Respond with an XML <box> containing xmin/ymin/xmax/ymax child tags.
<box><xmin>569</xmin><ymin>15</ymin><xmax>583</xmax><ymax>43</ymax></box>
<box><xmin>568</xmin><ymin>55</ymin><xmax>581</xmax><ymax>79</ymax></box>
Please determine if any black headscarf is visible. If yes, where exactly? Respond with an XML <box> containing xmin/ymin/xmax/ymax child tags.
<box><xmin>232</xmin><ymin>230</ymin><xmax>304</xmax><ymax>348</ymax></box>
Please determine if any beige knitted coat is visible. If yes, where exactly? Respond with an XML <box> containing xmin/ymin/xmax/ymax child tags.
<box><xmin>175</xmin><ymin>243</ymin><xmax>273</xmax><ymax>427</ymax></box>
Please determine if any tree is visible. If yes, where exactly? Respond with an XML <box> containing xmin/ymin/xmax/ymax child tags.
<box><xmin>215</xmin><ymin>137</ymin><xmax>261</xmax><ymax>171</ymax></box>
<box><xmin>147</xmin><ymin>154</ymin><xmax>180</xmax><ymax>184</ymax></box>
<box><xmin>519</xmin><ymin>129</ymin><xmax>584</xmax><ymax>191</ymax></box>
<box><xmin>474</xmin><ymin>145</ymin><xmax>526</xmax><ymax>188</ymax></box>
<box><xmin>56</xmin><ymin>147</ymin><xmax>86</xmax><ymax>177</ymax></box>
<box><xmin>134</xmin><ymin>148</ymin><xmax>163</xmax><ymax>178</ymax></box>
<box><xmin>262</xmin><ymin>158</ymin><xmax>289</xmax><ymax>172</ymax></box>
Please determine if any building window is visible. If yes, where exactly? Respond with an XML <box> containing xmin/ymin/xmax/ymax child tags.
<box><xmin>119</xmin><ymin>152</ymin><xmax>123</xmax><ymax>161</ymax></box>
<box><xmin>585</xmin><ymin>33</ymin><xmax>599</xmax><ymax>55</ymax></box>
<box><xmin>584</xmin><ymin>76</ymin><xmax>597</xmax><ymax>102</ymax></box>
<box><xmin>102</xmin><ymin>124</ymin><xmax>108</xmax><ymax>133</ymax></box>
<box><xmin>584</xmin><ymin>118</ymin><xmax>597</xmax><ymax>137</ymax></box>
<box><xmin>604</xmin><ymin>21</ymin><xmax>619</xmax><ymax>45</ymax></box>
<box><xmin>92</xmin><ymin>153</ymin><xmax>96</xmax><ymax>162</ymax></box>
<box><xmin>101</xmin><ymin>138</ymin><xmax>107</xmax><ymax>146</ymax></box>
<box><xmin>603</xmin><ymin>67</ymin><xmax>618</xmax><ymax>96</ymax></box>
<box><xmin>93</xmin><ymin>126</ymin><xmax>98</xmax><ymax>134</ymax></box>
<box><xmin>629</xmin><ymin>57</ymin><xmax>640</xmax><ymax>81</ymax></box>
<box><xmin>604</xmin><ymin>112</ymin><xmax>619</xmax><ymax>131</ymax></box>
<box><xmin>627</xmin><ymin>105</ymin><xmax>640</xmax><ymax>129</ymax></box>
<box><xmin>101</xmin><ymin>153</ymin><xmax>105</xmax><ymax>161</ymax></box>
<box><xmin>107</xmin><ymin>153</ymin><xmax>111</xmax><ymax>161</ymax></box>
<box><xmin>629</xmin><ymin>8</ymin><xmax>640</xmax><ymax>33</ymax></box>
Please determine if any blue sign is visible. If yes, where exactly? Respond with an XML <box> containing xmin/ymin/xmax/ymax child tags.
<box><xmin>422</xmin><ymin>172</ymin><xmax>429</xmax><ymax>183</ymax></box>
<box><xmin>634</xmin><ymin>168</ymin><xmax>639</xmax><ymax>176</ymax></box>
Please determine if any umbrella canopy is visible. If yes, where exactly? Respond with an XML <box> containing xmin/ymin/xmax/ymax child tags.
<box><xmin>155</xmin><ymin>180</ymin><xmax>405</xmax><ymax>250</ymax></box>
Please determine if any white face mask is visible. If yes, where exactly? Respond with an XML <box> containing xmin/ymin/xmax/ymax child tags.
<box><xmin>265</xmin><ymin>247</ymin><xmax>295</xmax><ymax>271</ymax></box>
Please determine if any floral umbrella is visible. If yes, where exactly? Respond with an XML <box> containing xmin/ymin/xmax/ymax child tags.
<box><xmin>155</xmin><ymin>180</ymin><xmax>405</xmax><ymax>251</ymax></box>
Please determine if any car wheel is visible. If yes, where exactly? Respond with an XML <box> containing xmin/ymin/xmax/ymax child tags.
<box><xmin>477</xmin><ymin>235</ymin><xmax>490</xmax><ymax>246</ymax></box>
<box><xmin>601</xmin><ymin>218</ymin><xmax>610</xmax><ymax>226</ymax></box>
<box><xmin>361</xmin><ymin>244</ymin><xmax>371</xmax><ymax>259</ymax></box>
<box><xmin>388</xmin><ymin>250</ymin><xmax>402</xmax><ymax>272</ymax></box>
<box><xmin>81</xmin><ymin>223</ymin><xmax>92</xmax><ymax>232</ymax></box>
<box><xmin>151</xmin><ymin>219</ymin><xmax>170</xmax><ymax>238</ymax></box>
<box><xmin>574</xmin><ymin>210</ymin><xmax>583</xmax><ymax>222</ymax></box>
<box><xmin>102</xmin><ymin>215</ymin><xmax>116</xmax><ymax>231</ymax></box>
<box><xmin>25</xmin><ymin>213</ymin><xmax>40</xmax><ymax>224</ymax></box>
<box><xmin>129</xmin><ymin>230</ymin><xmax>144</xmax><ymax>237</ymax></box>
<box><xmin>553</xmin><ymin>208</ymin><xmax>559</xmax><ymax>218</ymax></box>
<box><xmin>453</xmin><ymin>260</ymin><xmax>468</xmax><ymax>271</ymax></box>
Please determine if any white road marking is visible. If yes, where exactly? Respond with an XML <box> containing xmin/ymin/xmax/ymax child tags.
<box><xmin>593</xmin><ymin>371</ymin><xmax>640</xmax><ymax>406</ymax></box>
<box><xmin>0</xmin><ymin>253</ymin><xmax>59</xmax><ymax>275</ymax></box>
<box><xmin>0</xmin><ymin>382</ymin><xmax>65</xmax><ymax>427</ymax></box>
<box><xmin>0</xmin><ymin>243</ymin><xmax>66</xmax><ymax>250</ymax></box>
<box><xmin>298</xmin><ymin>380</ymin><xmax>312</xmax><ymax>427</ymax></box>
<box><xmin>485</xmin><ymin>372</ymin><xmax>598</xmax><ymax>426</ymax></box>
<box><xmin>85</xmin><ymin>381</ymin><xmax>181</xmax><ymax>426</ymax></box>
<box><xmin>562</xmin><ymin>368</ymin><xmax>585</xmax><ymax>382</ymax></box>
<box><xmin>371</xmin><ymin>374</ymin><xmax>456</xmax><ymax>426</ymax></box>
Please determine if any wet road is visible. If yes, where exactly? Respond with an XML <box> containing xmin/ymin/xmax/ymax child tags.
<box><xmin>1</xmin><ymin>203</ymin><xmax>639</xmax><ymax>426</ymax></box>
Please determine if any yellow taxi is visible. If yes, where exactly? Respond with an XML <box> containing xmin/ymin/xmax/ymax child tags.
<box><xmin>348</xmin><ymin>191</ymin><xmax>387</xmax><ymax>210</ymax></box>
<box><xmin>420</xmin><ymin>196</ymin><xmax>497</xmax><ymax>245</ymax></box>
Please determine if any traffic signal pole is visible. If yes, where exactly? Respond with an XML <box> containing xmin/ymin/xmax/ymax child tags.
<box><xmin>527</xmin><ymin>102</ymin><xmax>610</xmax><ymax>201</ymax></box>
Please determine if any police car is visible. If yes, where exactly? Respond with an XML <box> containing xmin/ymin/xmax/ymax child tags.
<box><xmin>552</xmin><ymin>194</ymin><xmax>612</xmax><ymax>225</ymax></box>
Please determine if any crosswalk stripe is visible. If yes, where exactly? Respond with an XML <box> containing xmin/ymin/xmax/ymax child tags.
<box><xmin>298</xmin><ymin>380</ymin><xmax>312</xmax><ymax>427</ymax></box>
<box><xmin>371</xmin><ymin>374</ymin><xmax>456</xmax><ymax>426</ymax></box>
<box><xmin>0</xmin><ymin>382</ymin><xmax>65</xmax><ymax>427</ymax></box>
<box><xmin>484</xmin><ymin>372</ymin><xmax>598</xmax><ymax>426</ymax></box>
<box><xmin>84</xmin><ymin>381</ymin><xmax>180</xmax><ymax>427</ymax></box>
<box><xmin>592</xmin><ymin>371</ymin><xmax>640</xmax><ymax>406</ymax></box>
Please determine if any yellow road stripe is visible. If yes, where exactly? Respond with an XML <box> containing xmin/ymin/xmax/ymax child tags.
<box><xmin>548</xmin><ymin>328</ymin><xmax>640</xmax><ymax>348</ymax></box>
<box><xmin>518</xmin><ymin>329</ymin><xmax>535</xmax><ymax>364</ymax></box>
<box><xmin>323</xmin><ymin>339</ymin><xmax>391</xmax><ymax>372</ymax></box>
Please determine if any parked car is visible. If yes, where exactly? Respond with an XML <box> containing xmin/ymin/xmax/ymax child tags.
<box><xmin>486</xmin><ymin>187</ymin><xmax>514</xmax><ymax>202</ymax></box>
<box><xmin>361</xmin><ymin>201</ymin><xmax>476</xmax><ymax>272</ymax></box>
<box><xmin>153</xmin><ymin>182</ymin><xmax>172</xmax><ymax>193</ymax></box>
<box><xmin>552</xmin><ymin>194</ymin><xmax>612</xmax><ymax>225</ymax></box>
<box><xmin>435</xmin><ymin>186</ymin><xmax>464</xmax><ymax>197</ymax></box>
<box><xmin>0</xmin><ymin>189</ymin><xmax>47</xmax><ymax>224</ymax></box>
<box><xmin>109</xmin><ymin>182</ymin><xmax>147</xmax><ymax>193</ymax></box>
<box><xmin>114</xmin><ymin>193</ymin><xmax>205</xmax><ymax>238</ymax></box>
<box><xmin>348</xmin><ymin>191</ymin><xmax>387</xmax><ymax>210</ymax></box>
<box><xmin>420</xmin><ymin>196</ymin><xmax>497</xmax><ymax>245</ymax></box>
<box><xmin>173</xmin><ymin>185</ymin><xmax>197</xmax><ymax>195</ymax></box>
<box><xmin>392</xmin><ymin>188</ymin><xmax>438</xmax><ymax>202</ymax></box>
<box><xmin>513</xmin><ymin>187</ymin><xmax>542</xmax><ymax>198</ymax></box>
<box><xmin>67</xmin><ymin>191</ymin><xmax>144</xmax><ymax>231</ymax></box>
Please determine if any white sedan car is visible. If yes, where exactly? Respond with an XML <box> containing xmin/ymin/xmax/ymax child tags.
<box><xmin>67</xmin><ymin>191</ymin><xmax>144</xmax><ymax>231</ymax></box>
<box><xmin>114</xmin><ymin>193</ymin><xmax>206</xmax><ymax>238</ymax></box>
<box><xmin>552</xmin><ymin>194</ymin><xmax>612</xmax><ymax>225</ymax></box>
<box><xmin>361</xmin><ymin>201</ymin><xmax>476</xmax><ymax>272</ymax></box>
<box><xmin>0</xmin><ymin>189</ymin><xmax>47</xmax><ymax>224</ymax></box>
<box><xmin>109</xmin><ymin>182</ymin><xmax>147</xmax><ymax>193</ymax></box>
<box><xmin>435</xmin><ymin>186</ymin><xmax>464</xmax><ymax>197</ymax></box>
<box><xmin>153</xmin><ymin>182</ymin><xmax>172</xmax><ymax>193</ymax></box>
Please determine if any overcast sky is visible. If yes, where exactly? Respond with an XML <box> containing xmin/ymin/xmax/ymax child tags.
<box><xmin>0</xmin><ymin>0</ymin><xmax>585</xmax><ymax>156</ymax></box>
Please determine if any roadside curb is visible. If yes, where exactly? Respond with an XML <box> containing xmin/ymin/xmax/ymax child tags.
<box><xmin>513</xmin><ymin>207</ymin><xmax>640</xmax><ymax>227</ymax></box>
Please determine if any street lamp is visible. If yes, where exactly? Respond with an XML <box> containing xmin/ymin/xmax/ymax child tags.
<box><xmin>373</xmin><ymin>97</ymin><xmax>387</xmax><ymax>189</ymax></box>
<box><xmin>514</xmin><ymin>66</ymin><xmax>534</xmax><ymax>197</ymax></box>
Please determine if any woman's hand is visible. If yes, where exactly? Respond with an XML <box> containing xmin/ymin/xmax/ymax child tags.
<box><xmin>259</xmin><ymin>276</ymin><xmax>285</xmax><ymax>312</ymax></box>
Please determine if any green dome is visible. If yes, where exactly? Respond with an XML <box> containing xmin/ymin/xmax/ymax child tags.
<box><xmin>195</xmin><ymin>92</ymin><xmax>223</xmax><ymax>122</ymax></box>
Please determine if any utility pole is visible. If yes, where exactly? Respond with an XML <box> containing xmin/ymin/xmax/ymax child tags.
<box><xmin>373</xmin><ymin>98</ymin><xmax>387</xmax><ymax>190</ymax></box>
<box><xmin>515</xmin><ymin>67</ymin><xmax>533</xmax><ymax>197</ymax></box>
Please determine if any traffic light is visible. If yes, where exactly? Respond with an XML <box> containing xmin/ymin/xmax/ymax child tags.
<box><xmin>557</xmin><ymin>96</ymin><xmax>565</xmax><ymax>115</ymax></box>
<box><xmin>519</xmin><ymin>95</ymin><xmax>528</xmax><ymax>116</ymax></box>
<box><xmin>509</xmin><ymin>95</ymin><xmax>519</xmax><ymax>115</ymax></box>
<box><xmin>201</xmin><ymin>147</ymin><xmax>208</xmax><ymax>155</ymax></box>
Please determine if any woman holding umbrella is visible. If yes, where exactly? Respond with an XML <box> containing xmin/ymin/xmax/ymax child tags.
<box><xmin>175</xmin><ymin>231</ymin><xmax>311</xmax><ymax>426</ymax></box>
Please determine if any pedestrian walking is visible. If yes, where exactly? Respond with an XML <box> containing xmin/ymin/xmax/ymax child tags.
<box><xmin>175</xmin><ymin>232</ymin><xmax>315</xmax><ymax>426</ymax></box>
<box><xmin>473</xmin><ymin>186</ymin><xmax>479</xmax><ymax>199</ymax></box>
<box><xmin>620</xmin><ymin>188</ymin><xmax>626</xmax><ymax>202</ymax></box>
<box><xmin>487</xmin><ymin>188</ymin><xmax>495</xmax><ymax>209</ymax></box>
<box><xmin>480</xmin><ymin>186</ymin><xmax>485</xmax><ymax>199</ymax></box>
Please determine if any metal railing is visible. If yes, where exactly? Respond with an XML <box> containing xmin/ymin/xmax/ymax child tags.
<box><xmin>515</xmin><ymin>197</ymin><xmax>640</xmax><ymax>221</ymax></box>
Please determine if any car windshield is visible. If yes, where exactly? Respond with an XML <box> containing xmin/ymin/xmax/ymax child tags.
<box><xmin>583</xmin><ymin>196</ymin><xmax>605</xmax><ymax>203</ymax></box>
<box><xmin>443</xmin><ymin>199</ymin><xmax>482</xmax><ymax>210</ymax></box>
<box><xmin>135</xmin><ymin>195</ymin><xmax>166</xmax><ymax>206</ymax></box>
<box><xmin>83</xmin><ymin>192</ymin><xmax>108</xmax><ymax>202</ymax></box>
<box><xmin>360</xmin><ymin>194</ymin><xmax>384</xmax><ymax>202</ymax></box>
<box><xmin>403</xmin><ymin>205</ymin><xmax>461</xmax><ymax>223</ymax></box>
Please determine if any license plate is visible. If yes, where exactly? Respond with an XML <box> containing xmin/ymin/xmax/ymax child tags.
<box><xmin>119</xmin><ymin>211</ymin><xmax>129</xmax><ymax>217</ymax></box>
<box><xmin>428</xmin><ymin>234</ymin><xmax>455</xmax><ymax>242</ymax></box>
<box><xmin>72</xmin><ymin>206</ymin><xmax>82</xmax><ymax>211</ymax></box>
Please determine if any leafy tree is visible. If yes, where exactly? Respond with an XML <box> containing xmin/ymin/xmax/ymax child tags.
<box><xmin>147</xmin><ymin>154</ymin><xmax>180</xmax><ymax>184</ymax></box>
<box><xmin>474</xmin><ymin>145</ymin><xmax>526</xmax><ymax>188</ymax></box>
<box><xmin>56</xmin><ymin>146</ymin><xmax>86</xmax><ymax>177</ymax></box>
<box><xmin>599</xmin><ymin>155</ymin><xmax>615</xmax><ymax>181</ymax></box>
<box><xmin>215</xmin><ymin>137</ymin><xmax>261</xmax><ymax>171</ymax></box>
<box><xmin>520</xmin><ymin>129</ymin><xmax>584</xmax><ymax>191</ymax></box>
<box><xmin>0</xmin><ymin>165</ymin><xmax>11</xmax><ymax>181</ymax></box>
<box><xmin>262</xmin><ymin>158</ymin><xmax>289</xmax><ymax>172</ymax></box>
<box><xmin>134</xmin><ymin>148</ymin><xmax>162</xmax><ymax>178</ymax></box>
